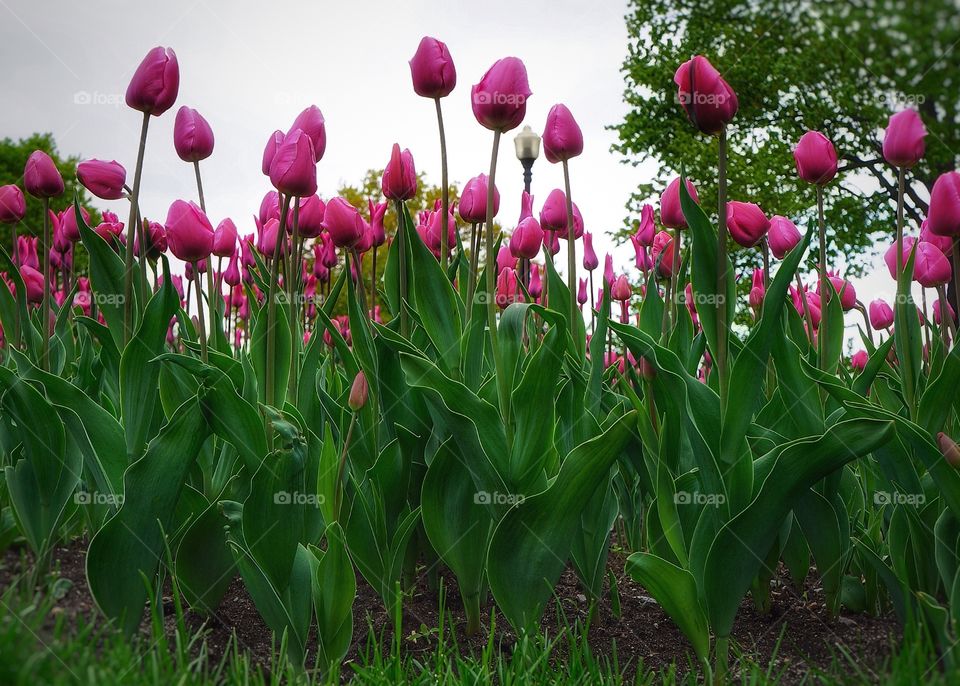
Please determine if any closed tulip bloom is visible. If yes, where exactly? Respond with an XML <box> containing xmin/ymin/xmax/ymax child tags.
<box><xmin>883</xmin><ymin>110</ymin><xmax>926</xmax><ymax>168</ymax></box>
<box><xmin>164</xmin><ymin>200</ymin><xmax>214</xmax><ymax>262</ymax></box>
<box><xmin>927</xmin><ymin>172</ymin><xmax>960</xmax><ymax>238</ymax></box>
<box><xmin>259</xmin><ymin>191</ymin><xmax>281</xmax><ymax>226</ymax></box>
<box><xmin>542</xmin><ymin>104</ymin><xmax>583</xmax><ymax>163</ymax></box>
<box><xmin>76</xmin><ymin>159</ymin><xmax>126</xmax><ymax>200</ymax></box>
<box><xmin>19</xmin><ymin>265</ymin><xmax>45</xmax><ymax>303</ymax></box>
<box><xmin>748</xmin><ymin>267</ymin><xmax>765</xmax><ymax>310</ymax></box>
<box><xmin>660</xmin><ymin>178</ymin><xmax>699</xmax><ymax>230</ymax></box>
<box><xmin>651</xmin><ymin>231</ymin><xmax>677</xmax><ymax>278</ymax></box>
<box><xmin>288</xmin><ymin>106</ymin><xmax>326</xmax><ymax>162</ymax></box>
<box><xmin>409</xmin><ymin>36</ymin><xmax>456</xmax><ymax>98</ymax></box>
<box><xmin>603</xmin><ymin>253</ymin><xmax>614</xmax><ymax>286</ymax></box>
<box><xmin>510</xmin><ymin>216</ymin><xmax>544</xmax><ymax>260</ymax></box>
<box><xmin>938</xmin><ymin>433</ymin><xmax>960</xmax><ymax>468</ymax></box>
<box><xmin>257</xmin><ymin>218</ymin><xmax>287</xmax><ymax>257</ymax></box>
<box><xmin>24</xmin><ymin>150</ymin><xmax>64</xmax><ymax>198</ymax></box>
<box><xmin>322</xmin><ymin>197</ymin><xmax>365</xmax><ymax>249</ymax></box>
<box><xmin>529</xmin><ymin>263</ymin><xmax>542</xmax><ymax>298</ymax></box>
<box><xmin>884</xmin><ymin>235</ymin><xmax>917</xmax><ymax>279</ymax></box>
<box><xmin>261</xmin><ymin>130</ymin><xmax>285</xmax><ymax>176</ymax></box>
<box><xmin>673</xmin><ymin>55</ymin><xmax>738</xmax><ymax>135</ymax></box>
<box><xmin>297</xmin><ymin>195</ymin><xmax>326</xmax><ymax>239</ymax></box>
<box><xmin>471</xmin><ymin>57</ymin><xmax>531</xmax><ymax>132</ymax></box>
<box><xmin>635</xmin><ymin>204</ymin><xmax>656</xmax><ymax>245</ymax></box>
<box><xmin>920</xmin><ymin>219</ymin><xmax>953</xmax><ymax>255</ymax></box>
<box><xmin>851</xmin><ymin>350</ymin><xmax>869</xmax><ymax>371</ymax></box>
<box><xmin>793</xmin><ymin>131</ymin><xmax>838</xmax><ymax>185</ymax></box>
<box><xmin>517</xmin><ymin>191</ymin><xmax>534</xmax><ymax>222</ymax></box>
<box><xmin>495</xmin><ymin>267</ymin><xmax>519</xmax><ymax>308</ymax></box>
<box><xmin>212</xmin><ymin>218</ymin><xmax>238</xmax><ymax>257</ymax></box>
<box><xmin>869</xmin><ymin>299</ymin><xmax>894</xmax><ymax>330</ymax></box>
<box><xmin>60</xmin><ymin>205</ymin><xmax>90</xmax><ymax>242</ymax></box>
<box><xmin>459</xmin><ymin>174</ymin><xmax>498</xmax><ymax>223</ymax></box>
<box><xmin>125</xmin><ymin>47</ymin><xmax>179</xmax><ymax>116</ymax></box>
<box><xmin>426</xmin><ymin>208</ymin><xmax>456</xmax><ymax>254</ymax></box>
<box><xmin>269</xmin><ymin>129</ymin><xmax>317</xmax><ymax>197</ymax></box>
<box><xmin>0</xmin><ymin>185</ymin><xmax>25</xmax><ymax>223</ymax></box>
<box><xmin>223</xmin><ymin>252</ymin><xmax>241</xmax><ymax>287</ymax></box>
<box><xmin>348</xmin><ymin>371</ymin><xmax>369</xmax><ymax>411</ymax></box>
<box><xmin>767</xmin><ymin>215</ymin><xmax>801</xmax><ymax>259</ymax></box>
<box><xmin>17</xmin><ymin>235</ymin><xmax>39</xmax><ymax>269</ymax></box>
<box><xmin>577</xmin><ymin>277</ymin><xmax>588</xmax><ymax>306</ymax></box>
<box><xmin>611</xmin><ymin>274</ymin><xmax>632</xmax><ymax>302</ymax></box>
<box><xmin>934</xmin><ymin>298</ymin><xmax>956</xmax><ymax>326</ymax></box>
<box><xmin>539</xmin><ymin>189</ymin><xmax>568</xmax><ymax>233</ymax></box>
<box><xmin>726</xmin><ymin>201</ymin><xmax>770</xmax><ymax>247</ymax></box>
<box><xmin>560</xmin><ymin>203</ymin><xmax>584</xmax><ymax>241</ymax></box>
<box><xmin>174</xmin><ymin>107</ymin><xmax>215</xmax><ymax>162</ymax></box>
<box><xmin>369</xmin><ymin>200</ymin><xmax>387</xmax><ymax>246</ymax></box>
<box><xmin>382</xmin><ymin>144</ymin><xmax>417</xmax><ymax>201</ymax></box>
<box><xmin>914</xmin><ymin>241</ymin><xmax>952</xmax><ymax>287</ymax></box>
<box><xmin>543</xmin><ymin>229</ymin><xmax>560</xmax><ymax>256</ymax></box>
<box><xmin>820</xmin><ymin>274</ymin><xmax>857</xmax><ymax>311</ymax></box>
<box><xmin>496</xmin><ymin>244</ymin><xmax>517</xmax><ymax>273</ymax></box>
<box><xmin>583</xmin><ymin>231</ymin><xmax>599</xmax><ymax>271</ymax></box>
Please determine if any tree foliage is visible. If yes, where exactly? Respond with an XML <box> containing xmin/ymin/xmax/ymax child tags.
<box><xmin>613</xmin><ymin>0</ymin><xmax>960</xmax><ymax>274</ymax></box>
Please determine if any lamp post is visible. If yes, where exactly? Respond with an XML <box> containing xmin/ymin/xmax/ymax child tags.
<box><xmin>514</xmin><ymin>125</ymin><xmax>541</xmax><ymax>194</ymax></box>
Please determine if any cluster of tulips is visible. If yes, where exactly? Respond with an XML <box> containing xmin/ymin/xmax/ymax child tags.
<box><xmin>2</xmin><ymin>35</ymin><xmax>960</xmax><ymax>684</ymax></box>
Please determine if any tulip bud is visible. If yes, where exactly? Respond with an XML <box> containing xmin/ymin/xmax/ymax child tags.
<box><xmin>213</xmin><ymin>218</ymin><xmax>238</xmax><ymax>258</ymax></box>
<box><xmin>125</xmin><ymin>47</ymin><xmax>179</xmax><ymax>116</ymax></box>
<box><xmin>767</xmin><ymin>215</ymin><xmax>801</xmax><ymax>259</ymax></box>
<box><xmin>495</xmin><ymin>267</ymin><xmax>519</xmax><ymax>308</ymax></box>
<box><xmin>0</xmin><ymin>185</ymin><xmax>26</xmax><ymax>224</ymax></box>
<box><xmin>322</xmin><ymin>197</ymin><xmax>365</xmax><ymax>249</ymax></box>
<box><xmin>884</xmin><ymin>236</ymin><xmax>917</xmax><ymax>279</ymax></box>
<box><xmin>164</xmin><ymin>200</ymin><xmax>214</xmax><ymax>262</ymax></box>
<box><xmin>603</xmin><ymin>253</ymin><xmax>614</xmax><ymax>286</ymax></box>
<box><xmin>262</xmin><ymin>130</ymin><xmax>285</xmax><ymax>176</ymax></box>
<box><xmin>793</xmin><ymin>131</ymin><xmax>838</xmax><ymax>185</ymax></box>
<box><xmin>651</xmin><ymin>231</ymin><xmax>677</xmax><ymax>278</ymax></box>
<box><xmin>542</xmin><ymin>104</ymin><xmax>583</xmax><ymax>163</ymax></box>
<box><xmin>934</xmin><ymin>298</ymin><xmax>956</xmax><ymax>326</ymax></box>
<box><xmin>174</xmin><ymin>107</ymin><xmax>215</xmax><ymax>162</ymax></box>
<box><xmin>60</xmin><ymin>205</ymin><xmax>90</xmax><ymax>242</ymax></box>
<box><xmin>914</xmin><ymin>241</ymin><xmax>952</xmax><ymax>288</ymax></box>
<box><xmin>920</xmin><ymin>219</ymin><xmax>953</xmax><ymax>255</ymax></box>
<box><xmin>726</xmin><ymin>201</ymin><xmax>770</xmax><ymax>248</ymax></box>
<box><xmin>850</xmin><ymin>350</ymin><xmax>868</xmax><ymax>371</ymax></box>
<box><xmin>577</xmin><ymin>278</ymin><xmax>588</xmax><ymax>306</ymax></box>
<box><xmin>297</xmin><ymin>195</ymin><xmax>326</xmax><ymax>239</ymax></box>
<box><xmin>660</xmin><ymin>178</ymin><xmax>699</xmax><ymax>230</ymax></box>
<box><xmin>348</xmin><ymin>371</ymin><xmax>368</xmax><ymax>411</ymax></box>
<box><xmin>927</xmin><ymin>172</ymin><xmax>960</xmax><ymax>238</ymax></box>
<box><xmin>19</xmin><ymin>265</ymin><xmax>45</xmax><ymax>303</ymax></box>
<box><xmin>368</xmin><ymin>200</ymin><xmax>387</xmax><ymax>247</ymax></box>
<box><xmin>529</xmin><ymin>264</ymin><xmax>542</xmax><ymax>299</ymax></box>
<box><xmin>471</xmin><ymin>57</ymin><xmax>531</xmax><ymax>132</ymax></box>
<box><xmin>582</xmin><ymin>231</ymin><xmax>599</xmax><ymax>271</ymax></box>
<box><xmin>939</xmin><ymin>433</ymin><xmax>960</xmax><ymax>468</ymax></box>
<box><xmin>459</xmin><ymin>174</ymin><xmax>498</xmax><ymax>224</ymax></box>
<box><xmin>820</xmin><ymin>274</ymin><xmax>857</xmax><ymax>312</ymax></box>
<box><xmin>611</xmin><ymin>275</ymin><xmax>632</xmax><ymax>302</ymax></box>
<box><xmin>868</xmin><ymin>299</ymin><xmax>894</xmax><ymax>330</ymax></box>
<box><xmin>270</xmin><ymin>129</ymin><xmax>317</xmax><ymax>198</ymax></box>
<box><xmin>539</xmin><ymin>189</ymin><xmax>572</xmax><ymax>234</ymax></box>
<box><xmin>288</xmin><ymin>106</ymin><xmax>327</xmax><ymax>162</ymax></box>
<box><xmin>673</xmin><ymin>55</ymin><xmax>738</xmax><ymax>135</ymax></box>
<box><xmin>883</xmin><ymin>110</ymin><xmax>926</xmax><ymax>168</ymax></box>
<box><xmin>409</xmin><ymin>36</ymin><xmax>456</xmax><ymax>99</ymax></box>
<box><xmin>509</xmin><ymin>216</ymin><xmax>543</xmax><ymax>260</ymax></box>
<box><xmin>634</xmin><ymin>204</ymin><xmax>656</xmax><ymax>246</ymax></box>
<box><xmin>76</xmin><ymin>159</ymin><xmax>126</xmax><ymax>201</ymax></box>
<box><xmin>24</xmin><ymin>150</ymin><xmax>64</xmax><ymax>198</ymax></box>
<box><xmin>381</xmin><ymin>144</ymin><xmax>417</xmax><ymax>201</ymax></box>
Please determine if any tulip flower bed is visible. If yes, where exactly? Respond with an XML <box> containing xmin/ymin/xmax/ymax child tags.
<box><xmin>1</xmin><ymin>38</ymin><xmax>960</xmax><ymax>686</ymax></box>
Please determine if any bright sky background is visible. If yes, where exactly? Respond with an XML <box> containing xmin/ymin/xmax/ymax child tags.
<box><xmin>1</xmin><ymin>0</ymin><xmax>918</xmax><ymax>353</ymax></box>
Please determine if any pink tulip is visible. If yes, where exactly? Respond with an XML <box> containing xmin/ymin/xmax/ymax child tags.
<box><xmin>295</xmin><ymin>195</ymin><xmax>325</xmax><ymax>239</ymax></box>
<box><xmin>459</xmin><ymin>174</ymin><xmax>498</xmax><ymax>223</ymax></box>
<box><xmin>883</xmin><ymin>110</ymin><xmax>926</xmax><ymax>168</ymax></box>
<box><xmin>60</xmin><ymin>205</ymin><xmax>90</xmax><ymax>242</ymax></box>
<box><xmin>767</xmin><ymin>215</ymin><xmax>801</xmax><ymax>258</ymax></box>
<box><xmin>382</xmin><ymin>144</ymin><xmax>417</xmax><ymax>201</ymax></box>
<box><xmin>543</xmin><ymin>230</ymin><xmax>560</xmax><ymax>256</ymax></box>
<box><xmin>24</xmin><ymin>151</ymin><xmax>64</xmax><ymax>198</ymax></box>
<box><xmin>174</xmin><ymin>107</ymin><xmax>215</xmax><ymax>162</ymax></box>
<box><xmin>269</xmin><ymin>129</ymin><xmax>317</xmax><ymax>197</ymax></box>
<box><xmin>125</xmin><ymin>47</ymin><xmax>179</xmax><ymax>116</ymax></box>
<box><xmin>261</xmin><ymin>130</ymin><xmax>285</xmax><ymax>176</ymax></box>
<box><xmin>726</xmin><ymin>201</ymin><xmax>770</xmax><ymax>248</ymax></box>
<box><xmin>673</xmin><ymin>55</ymin><xmax>738</xmax><ymax>135</ymax></box>
<box><xmin>920</xmin><ymin>219</ymin><xmax>953</xmax><ymax>255</ymax></box>
<box><xmin>651</xmin><ymin>231</ymin><xmax>677</xmax><ymax>278</ymax></box>
<box><xmin>934</xmin><ymin>298</ymin><xmax>956</xmax><ymax>326</ymax></box>
<box><xmin>927</xmin><ymin>172</ymin><xmax>960</xmax><ymax>238</ymax></box>
<box><xmin>582</xmin><ymin>231</ymin><xmax>599</xmax><ymax>271</ymax></box>
<box><xmin>938</xmin><ymin>433</ymin><xmax>960</xmax><ymax>468</ymax></box>
<box><xmin>577</xmin><ymin>278</ymin><xmax>588</xmax><ymax>306</ymax></box>
<box><xmin>409</xmin><ymin>36</ymin><xmax>456</xmax><ymax>98</ymax></box>
<box><xmin>496</xmin><ymin>245</ymin><xmax>517</xmax><ymax>273</ymax></box>
<box><xmin>635</xmin><ymin>204</ymin><xmax>655</xmax><ymax>245</ymax></box>
<box><xmin>793</xmin><ymin>131</ymin><xmax>838</xmax><ymax>185</ymax></box>
<box><xmin>542</xmin><ymin>104</ymin><xmax>583</xmax><ymax>163</ymax></box>
<box><xmin>914</xmin><ymin>242</ymin><xmax>952</xmax><ymax>287</ymax></box>
<box><xmin>603</xmin><ymin>253</ymin><xmax>614</xmax><ymax>286</ymax></box>
<box><xmin>819</xmin><ymin>274</ymin><xmax>857</xmax><ymax>311</ymax></box>
<box><xmin>257</xmin><ymin>218</ymin><xmax>287</xmax><ymax>258</ymax></box>
<box><xmin>660</xmin><ymin>178</ymin><xmax>699</xmax><ymax>230</ymax></box>
<box><xmin>471</xmin><ymin>57</ymin><xmax>531</xmax><ymax>132</ymax></box>
<box><xmin>19</xmin><ymin>265</ymin><xmax>45</xmax><ymax>303</ymax></box>
<box><xmin>426</xmin><ymin>208</ymin><xmax>456</xmax><ymax>254</ymax></box>
<box><xmin>495</xmin><ymin>267</ymin><xmax>519</xmax><ymax>308</ymax></box>
<box><xmin>322</xmin><ymin>197</ymin><xmax>365</xmax><ymax>249</ymax></box>
<box><xmin>17</xmin><ymin>235</ymin><xmax>39</xmax><ymax>269</ymax></box>
<box><xmin>611</xmin><ymin>275</ymin><xmax>632</xmax><ymax>302</ymax></box>
<box><xmin>529</xmin><ymin>264</ymin><xmax>542</xmax><ymax>298</ymax></box>
<box><xmin>869</xmin><ymin>299</ymin><xmax>894</xmax><ymax>330</ymax></box>
<box><xmin>76</xmin><ymin>159</ymin><xmax>126</xmax><ymax>200</ymax></box>
<box><xmin>164</xmin><ymin>200</ymin><xmax>214</xmax><ymax>262</ymax></box>
<box><xmin>851</xmin><ymin>350</ymin><xmax>868</xmax><ymax>371</ymax></box>
<box><xmin>213</xmin><ymin>218</ymin><xmax>238</xmax><ymax>258</ymax></box>
<box><xmin>510</xmin><ymin>216</ymin><xmax>543</xmax><ymax>260</ymax></box>
<box><xmin>884</xmin><ymin>235</ymin><xmax>917</xmax><ymax>279</ymax></box>
<box><xmin>540</xmin><ymin>190</ymin><xmax>583</xmax><ymax>239</ymax></box>
<box><xmin>369</xmin><ymin>200</ymin><xmax>387</xmax><ymax>247</ymax></box>
<box><xmin>0</xmin><ymin>185</ymin><xmax>25</xmax><ymax>223</ymax></box>
<box><xmin>748</xmin><ymin>267</ymin><xmax>765</xmax><ymax>310</ymax></box>
<box><xmin>288</xmin><ymin>106</ymin><xmax>327</xmax><ymax>162</ymax></box>
<box><xmin>223</xmin><ymin>253</ymin><xmax>241</xmax><ymax>287</ymax></box>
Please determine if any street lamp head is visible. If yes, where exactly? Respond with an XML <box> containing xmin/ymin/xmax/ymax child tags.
<box><xmin>514</xmin><ymin>125</ymin><xmax>541</xmax><ymax>162</ymax></box>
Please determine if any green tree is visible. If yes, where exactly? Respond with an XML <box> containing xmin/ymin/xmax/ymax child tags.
<box><xmin>613</xmin><ymin>0</ymin><xmax>959</xmax><ymax>275</ymax></box>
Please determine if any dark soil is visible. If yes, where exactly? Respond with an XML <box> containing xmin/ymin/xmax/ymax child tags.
<box><xmin>0</xmin><ymin>538</ymin><xmax>900</xmax><ymax>684</ymax></box>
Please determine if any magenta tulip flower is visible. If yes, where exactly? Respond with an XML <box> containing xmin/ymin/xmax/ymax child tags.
<box><xmin>577</xmin><ymin>277</ymin><xmax>588</xmax><ymax>306</ymax></box>
<box><xmin>125</xmin><ymin>47</ymin><xmax>179</xmax><ymax>116</ymax></box>
<box><xmin>793</xmin><ymin>131</ymin><xmax>838</xmax><ymax>185</ymax></box>
<box><xmin>212</xmin><ymin>218</ymin><xmax>238</xmax><ymax>258</ymax></box>
<box><xmin>19</xmin><ymin>265</ymin><xmax>45</xmax><ymax>303</ymax></box>
<box><xmin>269</xmin><ymin>129</ymin><xmax>317</xmax><ymax>197</ymax></box>
<box><xmin>382</xmin><ymin>144</ymin><xmax>417</xmax><ymax>201</ymax></box>
<box><xmin>509</xmin><ymin>216</ymin><xmax>544</xmax><ymax>260</ymax></box>
<box><xmin>635</xmin><ymin>204</ymin><xmax>655</xmax><ymax>246</ymax></box>
<box><xmin>726</xmin><ymin>201</ymin><xmax>770</xmax><ymax>248</ymax></box>
<box><xmin>883</xmin><ymin>110</ymin><xmax>926</xmax><ymax>168</ymax></box>
<box><xmin>409</xmin><ymin>36</ymin><xmax>456</xmax><ymax>98</ymax></box>
<box><xmin>914</xmin><ymin>242</ymin><xmax>952</xmax><ymax>287</ymax></box>
<box><xmin>262</xmin><ymin>130</ymin><xmax>285</xmax><ymax>176</ymax></box>
<box><xmin>76</xmin><ymin>159</ymin><xmax>126</xmax><ymax>200</ymax></box>
<box><xmin>884</xmin><ymin>236</ymin><xmax>917</xmax><ymax>279</ymax></box>
<box><xmin>471</xmin><ymin>57</ymin><xmax>531</xmax><ymax>132</ymax></box>
<box><xmin>583</xmin><ymin>231</ymin><xmax>599</xmax><ymax>271</ymax></box>
<box><xmin>369</xmin><ymin>200</ymin><xmax>387</xmax><ymax>247</ymax></box>
<box><xmin>174</xmin><ymin>107</ymin><xmax>215</xmax><ymax>162</ymax></box>
<box><xmin>495</xmin><ymin>267</ymin><xmax>519</xmax><ymax>308</ymax></box>
<box><xmin>673</xmin><ymin>55</ymin><xmax>738</xmax><ymax>135</ymax></box>
<box><xmin>651</xmin><ymin>231</ymin><xmax>677</xmax><ymax>278</ymax></box>
<box><xmin>297</xmin><ymin>195</ymin><xmax>326</xmax><ymax>239</ymax></box>
<box><xmin>869</xmin><ymin>299</ymin><xmax>894</xmax><ymax>330</ymax></box>
<box><xmin>257</xmin><ymin>218</ymin><xmax>287</xmax><ymax>258</ymax></box>
<box><xmin>0</xmin><ymin>185</ymin><xmax>25</xmax><ymax>223</ymax></box>
<box><xmin>660</xmin><ymin>178</ymin><xmax>699</xmax><ymax>230</ymax></box>
<box><xmin>539</xmin><ymin>189</ymin><xmax>568</xmax><ymax>233</ymax></box>
<box><xmin>934</xmin><ymin>299</ymin><xmax>956</xmax><ymax>326</ymax></box>
<box><xmin>60</xmin><ymin>205</ymin><xmax>90</xmax><ymax>242</ymax></box>
<box><xmin>920</xmin><ymin>219</ymin><xmax>953</xmax><ymax>255</ymax></box>
<box><xmin>24</xmin><ymin>151</ymin><xmax>64</xmax><ymax>198</ymax></box>
<box><xmin>529</xmin><ymin>264</ymin><xmax>542</xmax><ymax>298</ymax></box>
<box><xmin>767</xmin><ymin>215</ymin><xmax>801</xmax><ymax>258</ymax></box>
<box><xmin>927</xmin><ymin>172</ymin><xmax>960</xmax><ymax>238</ymax></box>
<box><xmin>322</xmin><ymin>197</ymin><xmax>365</xmax><ymax>249</ymax></box>
<box><xmin>542</xmin><ymin>104</ymin><xmax>583</xmax><ymax>163</ymax></box>
<box><xmin>459</xmin><ymin>174</ymin><xmax>498</xmax><ymax>223</ymax></box>
<box><xmin>164</xmin><ymin>200</ymin><xmax>214</xmax><ymax>262</ymax></box>
<box><xmin>820</xmin><ymin>274</ymin><xmax>857</xmax><ymax>311</ymax></box>
<box><xmin>611</xmin><ymin>275</ymin><xmax>632</xmax><ymax>302</ymax></box>
<box><xmin>288</xmin><ymin>106</ymin><xmax>327</xmax><ymax>162</ymax></box>
<box><xmin>851</xmin><ymin>350</ymin><xmax>868</xmax><ymax>371</ymax></box>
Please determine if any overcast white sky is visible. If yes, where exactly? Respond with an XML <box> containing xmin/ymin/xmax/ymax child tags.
<box><xmin>1</xmin><ymin>0</ymin><xmax>917</xmax><ymax>351</ymax></box>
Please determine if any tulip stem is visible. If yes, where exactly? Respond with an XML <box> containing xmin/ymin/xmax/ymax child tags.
<box><xmin>192</xmin><ymin>160</ymin><xmax>218</xmax><ymax>353</ymax></box>
<box><xmin>192</xmin><ymin>261</ymin><xmax>208</xmax><ymax>363</ymax></box>
<box><xmin>435</xmin><ymin>98</ymin><xmax>450</xmax><ymax>271</ymax></box>
<box><xmin>896</xmin><ymin>167</ymin><xmax>905</xmax><ymax>276</ymax></box>
<box><xmin>716</xmin><ymin>127</ymin><xmax>730</xmax><ymax>407</ymax></box>
<box><xmin>123</xmin><ymin>111</ymin><xmax>151</xmax><ymax>343</ymax></box>
<box><xmin>466</xmin><ymin>221</ymin><xmax>479</xmax><ymax>318</ymax></box>
<box><xmin>395</xmin><ymin>200</ymin><xmax>410</xmax><ymax>337</ymax></box>
<box><xmin>857</xmin><ymin>302</ymin><xmax>874</xmax><ymax>345</ymax></box>
<box><xmin>817</xmin><ymin>184</ymin><xmax>828</xmax><ymax>370</ymax></box>
<box><xmin>921</xmin><ymin>288</ymin><xmax>932</xmax><ymax>373</ymax></box>
<box><xmin>953</xmin><ymin>241</ymin><xmax>960</xmax><ymax>337</ymax></box>
<box><xmin>334</xmin><ymin>412</ymin><xmax>357</xmax><ymax>522</ymax></box>
<box><xmin>562</xmin><ymin>159</ymin><xmax>580</xmax><ymax>357</ymax></box>
<box><xmin>266</xmin><ymin>194</ymin><xmax>292</xmax><ymax>413</ymax></box>
<box><xmin>371</xmin><ymin>244</ymin><xmax>378</xmax><ymax>317</ymax></box>
<box><xmin>41</xmin><ymin>198</ymin><xmax>51</xmax><ymax>371</ymax></box>
<box><xmin>937</xmin><ymin>285</ymin><xmax>954</xmax><ymax>347</ymax></box>
<box><xmin>485</xmin><ymin>130</ymin><xmax>512</xmax><ymax>444</ymax></box>
<box><xmin>288</xmin><ymin>201</ymin><xmax>303</xmax><ymax>401</ymax></box>
<box><xmin>11</xmin><ymin>220</ymin><xmax>20</xmax><ymax>347</ymax></box>
<box><xmin>589</xmin><ymin>270</ymin><xmax>595</xmax><ymax>335</ymax></box>
<box><xmin>796</xmin><ymin>274</ymin><xmax>816</xmax><ymax>348</ymax></box>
